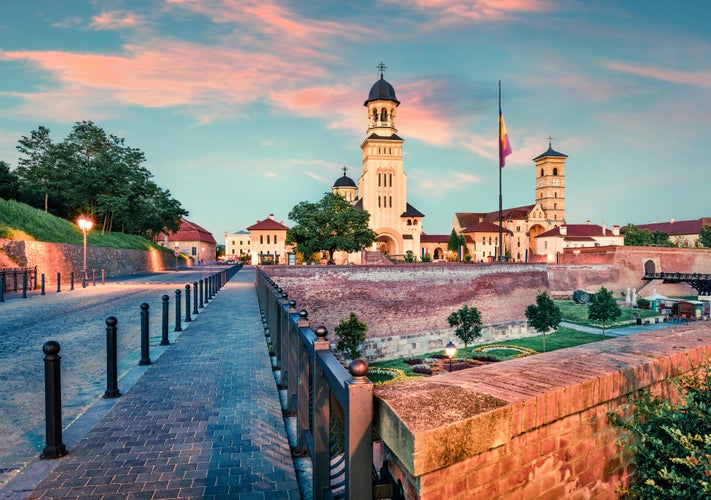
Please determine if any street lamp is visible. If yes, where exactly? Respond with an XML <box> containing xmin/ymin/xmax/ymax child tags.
<box><xmin>77</xmin><ymin>215</ymin><xmax>93</xmax><ymax>288</ymax></box>
<box><xmin>174</xmin><ymin>243</ymin><xmax>180</xmax><ymax>272</ymax></box>
<box><xmin>445</xmin><ymin>341</ymin><xmax>457</xmax><ymax>372</ymax></box>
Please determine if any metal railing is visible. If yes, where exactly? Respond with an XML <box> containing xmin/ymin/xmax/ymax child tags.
<box><xmin>256</xmin><ymin>269</ymin><xmax>373</xmax><ymax>500</ymax></box>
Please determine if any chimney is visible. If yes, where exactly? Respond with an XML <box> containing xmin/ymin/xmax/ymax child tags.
<box><xmin>602</xmin><ymin>221</ymin><xmax>606</xmax><ymax>235</ymax></box>
<box><xmin>586</xmin><ymin>219</ymin><xmax>590</xmax><ymax>225</ymax></box>
<box><xmin>560</xmin><ymin>226</ymin><xmax>567</xmax><ymax>236</ymax></box>
<box><xmin>612</xmin><ymin>225</ymin><xmax>620</xmax><ymax>236</ymax></box>
<box><xmin>269</xmin><ymin>213</ymin><xmax>274</xmax><ymax>219</ymax></box>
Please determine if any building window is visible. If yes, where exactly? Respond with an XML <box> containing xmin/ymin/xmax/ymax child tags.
<box><xmin>378</xmin><ymin>196</ymin><xmax>381</xmax><ymax>208</ymax></box>
<box><xmin>553</xmin><ymin>168</ymin><xmax>558</xmax><ymax>175</ymax></box>
<box><xmin>191</xmin><ymin>247</ymin><xmax>197</xmax><ymax>256</ymax></box>
<box><xmin>389</xmin><ymin>173</ymin><xmax>393</xmax><ymax>186</ymax></box>
<box><xmin>274</xmin><ymin>235</ymin><xmax>277</xmax><ymax>244</ymax></box>
<box><xmin>378</xmin><ymin>173</ymin><xmax>381</xmax><ymax>187</ymax></box>
<box><xmin>541</xmin><ymin>169</ymin><xmax>544</xmax><ymax>177</ymax></box>
<box><xmin>413</xmin><ymin>220</ymin><xmax>418</xmax><ymax>225</ymax></box>
<box><xmin>407</xmin><ymin>220</ymin><xmax>412</xmax><ymax>226</ymax></box>
<box><xmin>260</xmin><ymin>235</ymin><xmax>263</xmax><ymax>244</ymax></box>
<box><xmin>389</xmin><ymin>196</ymin><xmax>392</xmax><ymax>207</ymax></box>
<box><xmin>267</xmin><ymin>235</ymin><xmax>270</xmax><ymax>244</ymax></box>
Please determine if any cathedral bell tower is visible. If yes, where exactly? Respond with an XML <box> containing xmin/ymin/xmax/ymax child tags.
<box><xmin>533</xmin><ymin>138</ymin><xmax>567</xmax><ymax>224</ymax></box>
<box><xmin>358</xmin><ymin>63</ymin><xmax>422</xmax><ymax>257</ymax></box>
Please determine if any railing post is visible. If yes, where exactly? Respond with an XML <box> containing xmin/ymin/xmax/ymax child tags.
<box><xmin>313</xmin><ymin>349</ymin><xmax>330</xmax><ymax>495</ymax></box>
<box><xmin>57</xmin><ymin>272</ymin><xmax>61</xmax><ymax>293</ymax></box>
<box><xmin>41</xmin><ymin>273</ymin><xmax>45</xmax><ymax>295</ymax></box>
<box><xmin>0</xmin><ymin>274</ymin><xmax>5</xmax><ymax>302</ymax></box>
<box><xmin>13</xmin><ymin>269</ymin><xmax>17</xmax><ymax>292</ymax></box>
<box><xmin>193</xmin><ymin>281</ymin><xmax>199</xmax><ymax>315</ymax></box>
<box><xmin>286</xmin><ymin>309</ymin><xmax>307</xmax><ymax>415</ymax></box>
<box><xmin>40</xmin><ymin>341</ymin><xmax>67</xmax><ymax>459</ymax></box>
<box><xmin>199</xmin><ymin>279</ymin><xmax>204</xmax><ymax>308</ymax></box>
<box><xmin>22</xmin><ymin>272</ymin><xmax>28</xmax><ymax>298</ymax></box>
<box><xmin>104</xmin><ymin>317</ymin><xmax>121</xmax><ymax>398</ymax></box>
<box><xmin>160</xmin><ymin>295</ymin><xmax>170</xmax><ymax>346</ymax></box>
<box><xmin>174</xmin><ymin>289</ymin><xmax>182</xmax><ymax>332</ymax></box>
<box><xmin>92</xmin><ymin>269</ymin><xmax>96</xmax><ymax>286</ymax></box>
<box><xmin>139</xmin><ymin>303</ymin><xmax>151</xmax><ymax>365</ymax></box>
<box><xmin>346</xmin><ymin>359</ymin><xmax>374</xmax><ymax>500</ymax></box>
<box><xmin>34</xmin><ymin>266</ymin><xmax>38</xmax><ymax>290</ymax></box>
<box><xmin>185</xmin><ymin>284</ymin><xmax>192</xmax><ymax>322</ymax></box>
<box><xmin>70</xmin><ymin>271</ymin><xmax>74</xmax><ymax>291</ymax></box>
<box><xmin>204</xmin><ymin>278</ymin><xmax>210</xmax><ymax>305</ymax></box>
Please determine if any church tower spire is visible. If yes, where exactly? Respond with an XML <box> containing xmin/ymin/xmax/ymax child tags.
<box><xmin>533</xmin><ymin>137</ymin><xmax>567</xmax><ymax>224</ymax></box>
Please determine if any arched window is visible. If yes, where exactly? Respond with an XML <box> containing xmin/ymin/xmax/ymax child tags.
<box><xmin>378</xmin><ymin>173</ymin><xmax>381</xmax><ymax>187</ymax></box>
<box><xmin>260</xmin><ymin>235</ymin><xmax>263</xmax><ymax>244</ymax></box>
<box><xmin>413</xmin><ymin>220</ymin><xmax>418</xmax><ymax>226</ymax></box>
<box><xmin>381</xmin><ymin>108</ymin><xmax>388</xmax><ymax>121</ymax></box>
<box><xmin>553</xmin><ymin>168</ymin><xmax>558</xmax><ymax>175</ymax></box>
<box><xmin>389</xmin><ymin>173</ymin><xmax>393</xmax><ymax>186</ymax></box>
<box><xmin>541</xmin><ymin>169</ymin><xmax>544</xmax><ymax>177</ymax></box>
<box><xmin>267</xmin><ymin>235</ymin><xmax>270</xmax><ymax>244</ymax></box>
<box><xmin>274</xmin><ymin>235</ymin><xmax>277</xmax><ymax>244</ymax></box>
<box><xmin>407</xmin><ymin>220</ymin><xmax>412</xmax><ymax>226</ymax></box>
<box><xmin>389</xmin><ymin>196</ymin><xmax>392</xmax><ymax>207</ymax></box>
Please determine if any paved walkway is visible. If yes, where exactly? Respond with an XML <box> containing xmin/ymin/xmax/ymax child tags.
<box><xmin>2</xmin><ymin>269</ymin><xmax>301</xmax><ymax>499</ymax></box>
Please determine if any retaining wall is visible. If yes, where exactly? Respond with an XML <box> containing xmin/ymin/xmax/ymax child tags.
<box><xmin>0</xmin><ymin>239</ymin><xmax>177</xmax><ymax>285</ymax></box>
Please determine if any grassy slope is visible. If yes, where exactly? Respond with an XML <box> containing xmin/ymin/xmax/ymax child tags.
<box><xmin>0</xmin><ymin>198</ymin><xmax>168</xmax><ymax>251</ymax></box>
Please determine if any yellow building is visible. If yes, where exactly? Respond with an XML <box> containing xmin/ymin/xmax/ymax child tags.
<box><xmin>223</xmin><ymin>230</ymin><xmax>251</xmax><ymax>262</ymax></box>
<box><xmin>246</xmin><ymin>214</ymin><xmax>291</xmax><ymax>265</ymax></box>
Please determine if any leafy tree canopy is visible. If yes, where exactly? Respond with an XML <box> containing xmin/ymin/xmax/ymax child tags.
<box><xmin>621</xmin><ymin>224</ymin><xmax>673</xmax><ymax>247</ymax></box>
<box><xmin>287</xmin><ymin>192</ymin><xmax>377</xmax><ymax>263</ymax></box>
<box><xmin>12</xmin><ymin>122</ymin><xmax>186</xmax><ymax>237</ymax></box>
<box><xmin>699</xmin><ymin>225</ymin><xmax>711</xmax><ymax>248</ymax></box>
<box><xmin>447</xmin><ymin>305</ymin><xmax>483</xmax><ymax>358</ymax></box>
<box><xmin>525</xmin><ymin>290</ymin><xmax>562</xmax><ymax>352</ymax></box>
<box><xmin>587</xmin><ymin>286</ymin><xmax>621</xmax><ymax>337</ymax></box>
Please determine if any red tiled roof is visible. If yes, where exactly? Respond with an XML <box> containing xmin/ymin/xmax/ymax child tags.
<box><xmin>635</xmin><ymin>218</ymin><xmax>709</xmax><ymax>236</ymax></box>
<box><xmin>168</xmin><ymin>218</ymin><xmax>216</xmax><ymax>244</ymax></box>
<box><xmin>247</xmin><ymin>216</ymin><xmax>290</xmax><ymax>231</ymax></box>
<box><xmin>537</xmin><ymin>224</ymin><xmax>616</xmax><ymax>238</ymax></box>
<box><xmin>456</xmin><ymin>205</ymin><xmax>535</xmax><ymax>228</ymax></box>
<box><xmin>420</xmin><ymin>234</ymin><xmax>449</xmax><ymax>243</ymax></box>
<box><xmin>463</xmin><ymin>221</ymin><xmax>512</xmax><ymax>234</ymax></box>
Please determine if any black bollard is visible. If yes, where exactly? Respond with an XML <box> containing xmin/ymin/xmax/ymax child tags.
<box><xmin>104</xmin><ymin>317</ymin><xmax>121</xmax><ymax>398</ymax></box>
<box><xmin>160</xmin><ymin>295</ymin><xmax>170</xmax><ymax>346</ymax></box>
<box><xmin>101</xmin><ymin>269</ymin><xmax>105</xmax><ymax>285</ymax></box>
<box><xmin>22</xmin><ymin>272</ymin><xmax>28</xmax><ymax>298</ymax></box>
<box><xmin>139</xmin><ymin>303</ymin><xmax>151</xmax><ymax>365</ymax></box>
<box><xmin>92</xmin><ymin>269</ymin><xmax>96</xmax><ymax>286</ymax></box>
<box><xmin>174</xmin><ymin>289</ymin><xmax>182</xmax><ymax>332</ymax></box>
<box><xmin>40</xmin><ymin>341</ymin><xmax>67</xmax><ymax>459</ymax></box>
<box><xmin>70</xmin><ymin>272</ymin><xmax>74</xmax><ymax>291</ymax></box>
<box><xmin>199</xmin><ymin>279</ymin><xmax>204</xmax><ymax>308</ymax></box>
<box><xmin>185</xmin><ymin>284</ymin><xmax>192</xmax><ymax>322</ymax></box>
<box><xmin>193</xmin><ymin>281</ymin><xmax>199</xmax><ymax>315</ymax></box>
<box><xmin>41</xmin><ymin>273</ymin><xmax>45</xmax><ymax>295</ymax></box>
<box><xmin>57</xmin><ymin>272</ymin><xmax>61</xmax><ymax>293</ymax></box>
<box><xmin>204</xmin><ymin>278</ymin><xmax>210</xmax><ymax>305</ymax></box>
<box><xmin>13</xmin><ymin>269</ymin><xmax>17</xmax><ymax>292</ymax></box>
<box><xmin>0</xmin><ymin>274</ymin><xmax>4</xmax><ymax>302</ymax></box>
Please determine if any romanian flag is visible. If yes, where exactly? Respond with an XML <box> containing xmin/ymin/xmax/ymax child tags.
<box><xmin>499</xmin><ymin>111</ymin><xmax>512</xmax><ymax>168</ymax></box>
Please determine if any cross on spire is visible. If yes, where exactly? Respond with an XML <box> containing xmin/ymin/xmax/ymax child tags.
<box><xmin>377</xmin><ymin>61</ymin><xmax>387</xmax><ymax>79</ymax></box>
<box><xmin>342</xmin><ymin>166</ymin><xmax>348</xmax><ymax>177</ymax></box>
<box><xmin>547</xmin><ymin>134</ymin><xmax>554</xmax><ymax>148</ymax></box>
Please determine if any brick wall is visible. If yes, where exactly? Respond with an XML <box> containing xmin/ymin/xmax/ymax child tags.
<box><xmin>0</xmin><ymin>239</ymin><xmax>176</xmax><ymax>285</ymax></box>
<box><xmin>374</xmin><ymin>322</ymin><xmax>711</xmax><ymax>499</ymax></box>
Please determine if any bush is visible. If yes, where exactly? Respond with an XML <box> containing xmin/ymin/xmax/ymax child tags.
<box><xmin>411</xmin><ymin>364</ymin><xmax>432</xmax><ymax>375</ymax></box>
<box><xmin>335</xmin><ymin>312</ymin><xmax>368</xmax><ymax>359</ymax></box>
<box><xmin>636</xmin><ymin>297</ymin><xmax>651</xmax><ymax>310</ymax></box>
<box><xmin>403</xmin><ymin>358</ymin><xmax>424</xmax><ymax>366</ymax></box>
<box><xmin>608</xmin><ymin>362</ymin><xmax>711</xmax><ymax>497</ymax></box>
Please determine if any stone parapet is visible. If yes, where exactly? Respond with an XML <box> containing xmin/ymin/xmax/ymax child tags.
<box><xmin>374</xmin><ymin>322</ymin><xmax>711</xmax><ymax>498</ymax></box>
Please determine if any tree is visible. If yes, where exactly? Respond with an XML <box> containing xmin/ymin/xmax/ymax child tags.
<box><xmin>287</xmin><ymin>192</ymin><xmax>377</xmax><ymax>263</ymax></box>
<box><xmin>0</xmin><ymin>161</ymin><xmax>19</xmax><ymax>200</ymax></box>
<box><xmin>649</xmin><ymin>230</ymin><xmax>673</xmax><ymax>247</ymax></box>
<box><xmin>447</xmin><ymin>229</ymin><xmax>468</xmax><ymax>261</ymax></box>
<box><xmin>587</xmin><ymin>286</ymin><xmax>621</xmax><ymax>338</ymax></box>
<box><xmin>525</xmin><ymin>290</ymin><xmax>562</xmax><ymax>352</ymax></box>
<box><xmin>608</xmin><ymin>362</ymin><xmax>711</xmax><ymax>497</ymax></box>
<box><xmin>621</xmin><ymin>224</ymin><xmax>651</xmax><ymax>246</ymax></box>
<box><xmin>447</xmin><ymin>305</ymin><xmax>483</xmax><ymax>358</ymax></box>
<box><xmin>15</xmin><ymin>126</ymin><xmax>65</xmax><ymax>213</ymax></box>
<box><xmin>699</xmin><ymin>225</ymin><xmax>711</xmax><ymax>248</ymax></box>
<box><xmin>335</xmin><ymin>312</ymin><xmax>368</xmax><ymax>359</ymax></box>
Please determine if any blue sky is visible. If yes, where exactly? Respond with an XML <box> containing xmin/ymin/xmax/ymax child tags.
<box><xmin>1</xmin><ymin>1</ymin><xmax>709</xmax><ymax>241</ymax></box>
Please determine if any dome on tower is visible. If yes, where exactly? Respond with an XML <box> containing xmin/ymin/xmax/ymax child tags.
<box><xmin>333</xmin><ymin>173</ymin><xmax>356</xmax><ymax>188</ymax></box>
<box><xmin>364</xmin><ymin>76</ymin><xmax>400</xmax><ymax>106</ymax></box>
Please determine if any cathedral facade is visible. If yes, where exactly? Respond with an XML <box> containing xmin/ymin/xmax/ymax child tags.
<box><xmin>332</xmin><ymin>66</ymin><xmax>424</xmax><ymax>261</ymax></box>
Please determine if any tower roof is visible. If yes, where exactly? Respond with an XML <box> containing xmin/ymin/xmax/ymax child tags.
<box><xmin>364</xmin><ymin>64</ymin><xmax>400</xmax><ymax>107</ymax></box>
<box><xmin>533</xmin><ymin>144</ymin><xmax>568</xmax><ymax>161</ymax></box>
<box><xmin>333</xmin><ymin>174</ymin><xmax>356</xmax><ymax>188</ymax></box>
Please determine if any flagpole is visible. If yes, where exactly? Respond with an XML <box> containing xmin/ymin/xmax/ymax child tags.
<box><xmin>498</xmin><ymin>80</ymin><xmax>503</xmax><ymax>262</ymax></box>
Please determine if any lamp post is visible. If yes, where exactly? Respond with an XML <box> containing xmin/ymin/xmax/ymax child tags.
<box><xmin>174</xmin><ymin>243</ymin><xmax>180</xmax><ymax>272</ymax></box>
<box><xmin>77</xmin><ymin>216</ymin><xmax>93</xmax><ymax>288</ymax></box>
<box><xmin>445</xmin><ymin>341</ymin><xmax>457</xmax><ymax>372</ymax></box>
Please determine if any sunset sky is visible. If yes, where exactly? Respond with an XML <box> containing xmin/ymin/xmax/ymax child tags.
<box><xmin>1</xmin><ymin>1</ymin><xmax>709</xmax><ymax>241</ymax></box>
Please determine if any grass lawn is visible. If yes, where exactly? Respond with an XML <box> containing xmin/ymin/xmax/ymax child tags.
<box><xmin>557</xmin><ymin>299</ymin><xmax>658</xmax><ymax>329</ymax></box>
<box><xmin>369</xmin><ymin>326</ymin><xmax>609</xmax><ymax>377</ymax></box>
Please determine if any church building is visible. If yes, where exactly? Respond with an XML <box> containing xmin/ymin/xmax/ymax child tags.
<box><xmin>331</xmin><ymin>64</ymin><xmax>425</xmax><ymax>262</ymax></box>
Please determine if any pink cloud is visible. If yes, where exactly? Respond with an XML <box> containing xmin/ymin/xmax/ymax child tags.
<box><xmin>606</xmin><ymin>62</ymin><xmax>711</xmax><ymax>88</ymax></box>
<box><xmin>90</xmin><ymin>11</ymin><xmax>142</xmax><ymax>30</ymax></box>
<box><xmin>387</xmin><ymin>0</ymin><xmax>553</xmax><ymax>23</ymax></box>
